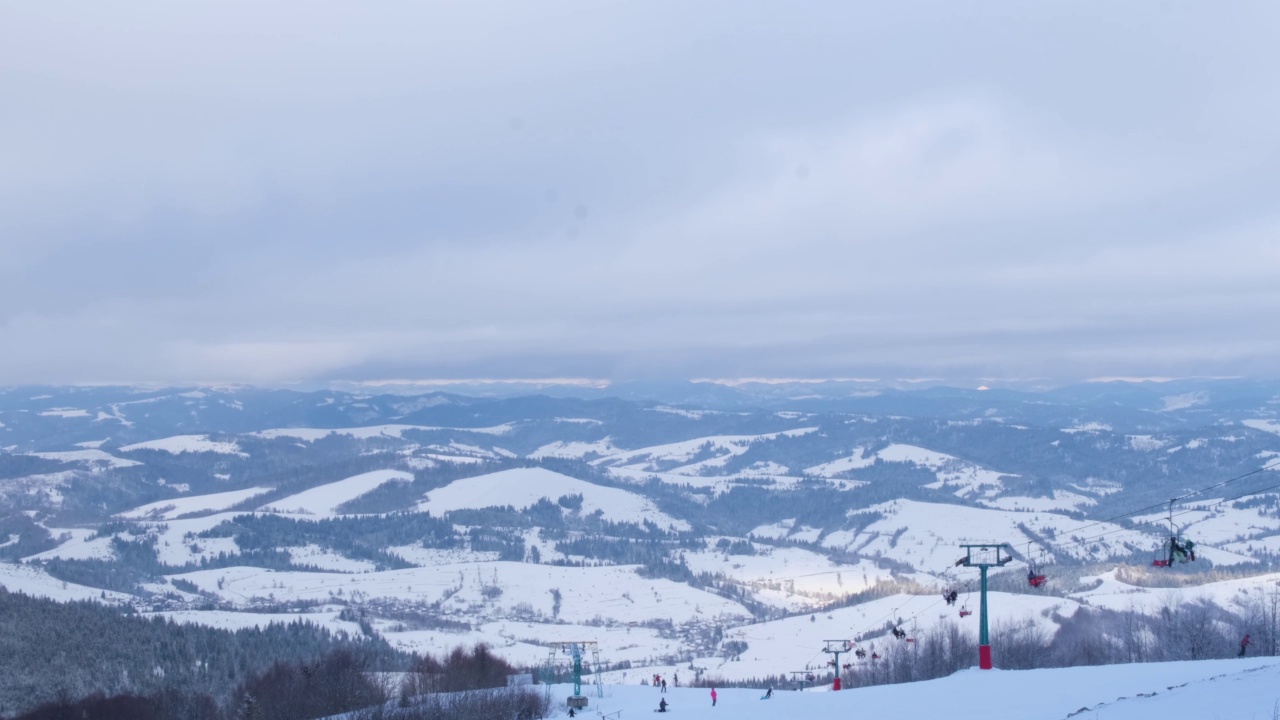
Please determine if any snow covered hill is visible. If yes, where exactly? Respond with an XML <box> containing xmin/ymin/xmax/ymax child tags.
<box><xmin>544</xmin><ymin>658</ymin><xmax>1280</xmax><ymax>720</ymax></box>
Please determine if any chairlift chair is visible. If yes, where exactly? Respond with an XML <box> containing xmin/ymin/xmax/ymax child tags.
<box><xmin>1026</xmin><ymin>543</ymin><xmax>1048</xmax><ymax>588</ymax></box>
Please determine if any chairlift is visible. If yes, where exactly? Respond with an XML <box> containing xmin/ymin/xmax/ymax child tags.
<box><xmin>958</xmin><ymin>581</ymin><xmax>973</xmax><ymax>617</ymax></box>
<box><xmin>1151</xmin><ymin>499</ymin><xmax>1197</xmax><ymax>568</ymax></box>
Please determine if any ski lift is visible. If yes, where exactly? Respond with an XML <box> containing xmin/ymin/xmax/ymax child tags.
<box><xmin>1151</xmin><ymin>499</ymin><xmax>1197</xmax><ymax>568</ymax></box>
<box><xmin>1026</xmin><ymin>542</ymin><xmax>1047</xmax><ymax>588</ymax></box>
<box><xmin>958</xmin><ymin>581</ymin><xmax>973</xmax><ymax>617</ymax></box>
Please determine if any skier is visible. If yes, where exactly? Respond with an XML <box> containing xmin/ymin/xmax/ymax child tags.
<box><xmin>891</xmin><ymin>627</ymin><xmax>906</xmax><ymax>639</ymax></box>
<box><xmin>943</xmin><ymin>590</ymin><xmax>958</xmax><ymax>606</ymax></box>
<box><xmin>661</xmin><ymin>678</ymin><xmax>667</xmax><ymax>693</ymax></box>
<box><xmin>711</xmin><ymin>687</ymin><xmax>717</xmax><ymax>706</ymax></box>
<box><xmin>1239</xmin><ymin>634</ymin><xmax>1252</xmax><ymax>657</ymax></box>
<box><xmin>658</xmin><ymin>698</ymin><xmax>669</xmax><ymax>713</ymax></box>
<box><xmin>569</xmin><ymin>709</ymin><xmax>576</xmax><ymax>718</ymax></box>
<box><xmin>1171</xmin><ymin>538</ymin><xmax>1189</xmax><ymax>563</ymax></box>
<box><xmin>674</xmin><ymin>671</ymin><xmax>679</xmax><ymax>687</ymax></box>
<box><xmin>765</xmin><ymin>687</ymin><xmax>773</xmax><ymax>699</ymax></box>
<box><xmin>855</xmin><ymin>648</ymin><xmax>867</xmax><ymax>659</ymax></box>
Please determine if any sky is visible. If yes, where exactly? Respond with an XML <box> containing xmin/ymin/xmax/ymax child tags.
<box><xmin>2</xmin><ymin>2</ymin><xmax>1279</xmax><ymax>387</ymax></box>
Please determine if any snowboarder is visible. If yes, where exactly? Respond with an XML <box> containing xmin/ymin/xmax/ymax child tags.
<box><xmin>711</xmin><ymin>687</ymin><xmax>717</xmax><ymax>706</ymax></box>
<box><xmin>1240</xmin><ymin>634</ymin><xmax>1251</xmax><ymax>657</ymax></box>
<box><xmin>764</xmin><ymin>687</ymin><xmax>773</xmax><ymax>699</ymax></box>
<box><xmin>569</xmin><ymin>709</ymin><xmax>576</xmax><ymax>718</ymax></box>
<box><xmin>658</xmin><ymin>698</ymin><xmax>669</xmax><ymax>713</ymax></box>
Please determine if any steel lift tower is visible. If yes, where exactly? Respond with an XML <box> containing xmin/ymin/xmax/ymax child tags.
<box><xmin>957</xmin><ymin>544</ymin><xmax>1013</xmax><ymax>670</ymax></box>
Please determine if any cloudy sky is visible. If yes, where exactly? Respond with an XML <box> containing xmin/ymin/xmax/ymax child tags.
<box><xmin>2</xmin><ymin>1</ymin><xmax>1278</xmax><ymax>386</ymax></box>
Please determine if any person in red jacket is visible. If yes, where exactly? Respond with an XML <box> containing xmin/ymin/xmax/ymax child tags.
<box><xmin>1239</xmin><ymin>634</ymin><xmax>1252</xmax><ymax>657</ymax></box>
<box><xmin>710</xmin><ymin>687</ymin><xmax>717</xmax><ymax>706</ymax></box>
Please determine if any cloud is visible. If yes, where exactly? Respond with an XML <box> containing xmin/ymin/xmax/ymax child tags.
<box><xmin>2</xmin><ymin>1</ymin><xmax>1279</xmax><ymax>384</ymax></box>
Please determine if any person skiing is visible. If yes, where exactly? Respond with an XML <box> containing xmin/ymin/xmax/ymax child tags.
<box><xmin>674</xmin><ymin>671</ymin><xmax>679</xmax><ymax>687</ymax></box>
<box><xmin>710</xmin><ymin>687</ymin><xmax>717</xmax><ymax>706</ymax></box>
<box><xmin>661</xmin><ymin>678</ymin><xmax>667</xmax><ymax>693</ymax></box>
<box><xmin>1239</xmin><ymin>634</ymin><xmax>1252</xmax><ymax>657</ymax></box>
<box><xmin>569</xmin><ymin>709</ymin><xmax>576</xmax><ymax>718</ymax></box>
<box><xmin>658</xmin><ymin>698</ymin><xmax>669</xmax><ymax>713</ymax></box>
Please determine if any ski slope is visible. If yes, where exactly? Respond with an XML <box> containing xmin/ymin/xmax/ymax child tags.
<box><xmin>550</xmin><ymin>658</ymin><xmax>1280</xmax><ymax>720</ymax></box>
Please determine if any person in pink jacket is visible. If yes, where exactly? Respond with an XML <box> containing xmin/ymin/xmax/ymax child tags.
<box><xmin>711</xmin><ymin>688</ymin><xmax>718</xmax><ymax>706</ymax></box>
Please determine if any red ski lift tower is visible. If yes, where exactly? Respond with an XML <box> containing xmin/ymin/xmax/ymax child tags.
<box><xmin>821</xmin><ymin>640</ymin><xmax>853</xmax><ymax>690</ymax></box>
<box><xmin>957</xmin><ymin>544</ymin><xmax>1013</xmax><ymax>670</ymax></box>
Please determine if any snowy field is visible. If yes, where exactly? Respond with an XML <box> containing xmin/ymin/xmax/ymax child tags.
<box><xmin>541</xmin><ymin>658</ymin><xmax>1280</xmax><ymax>720</ymax></box>
<box><xmin>415</xmin><ymin>467</ymin><xmax>690</xmax><ymax>531</ymax></box>
<box><xmin>117</xmin><ymin>486</ymin><xmax>272</xmax><ymax>520</ymax></box>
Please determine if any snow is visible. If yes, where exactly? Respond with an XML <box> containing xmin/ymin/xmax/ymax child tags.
<box><xmin>37</xmin><ymin>408</ymin><xmax>90</xmax><ymax>418</ymax></box>
<box><xmin>259</xmin><ymin>469</ymin><xmax>413</xmax><ymax>517</ymax></box>
<box><xmin>25</xmin><ymin>528</ymin><xmax>115</xmax><ymax>562</ymax></box>
<box><xmin>1070</xmin><ymin>568</ymin><xmax>1280</xmax><ymax>615</ymax></box>
<box><xmin>530</xmin><ymin>438</ymin><xmax>621</xmax><ymax>460</ymax></box>
<box><xmin>254</xmin><ymin>423</ymin><xmax>514</xmax><ymax>441</ymax></box>
<box><xmin>805</xmin><ymin>444</ymin><xmax>1013</xmax><ymax>501</ymax></box>
<box><xmin>287</xmin><ymin>544</ymin><xmax>377</xmax><ymax>573</ymax></box>
<box><xmin>167</xmin><ymin>562</ymin><xmax>751</xmax><ymax>624</ymax></box>
<box><xmin>0</xmin><ymin>562</ymin><xmax>132</xmax><ymax>603</ymax></box>
<box><xmin>1063</xmin><ymin>422</ymin><xmax>1113</xmax><ymax>434</ymax></box>
<box><xmin>416</xmin><ymin>467</ymin><xmax>690</xmax><ymax>531</ymax></box>
<box><xmin>146</xmin><ymin>609</ymin><xmax>363</xmax><ymax>637</ymax></box>
<box><xmin>1161</xmin><ymin>391</ymin><xmax>1209</xmax><ymax>411</ymax></box>
<box><xmin>804</xmin><ymin>449</ymin><xmax>875</xmax><ymax>477</ymax></box>
<box><xmin>594</xmin><ymin>429</ymin><xmax>818</xmax><ymax>477</ymax></box>
<box><xmin>117</xmin><ymin>486</ymin><xmax>273</xmax><ymax>520</ymax></box>
<box><xmin>74</xmin><ymin>439</ymin><xmax>108</xmax><ymax>449</ymax></box>
<box><xmin>1243</xmin><ymin>419</ymin><xmax>1280</xmax><ymax>436</ymax></box>
<box><xmin>1128</xmin><ymin>434</ymin><xmax>1168</xmax><ymax>451</ymax></box>
<box><xmin>28</xmin><ymin>449</ymin><xmax>141</xmax><ymax>469</ymax></box>
<box><xmin>823</xmin><ymin>499</ymin><xmax>1154</xmax><ymax>574</ymax></box>
<box><xmin>119</xmin><ymin>434</ymin><xmax>247</xmax><ymax>456</ymax></box>
<box><xmin>575</xmin><ymin>658</ymin><xmax>1280</xmax><ymax>720</ymax></box>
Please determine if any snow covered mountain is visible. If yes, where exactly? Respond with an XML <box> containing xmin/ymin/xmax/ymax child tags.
<box><xmin>2</xmin><ymin>381</ymin><xmax>1280</xmax><ymax>689</ymax></box>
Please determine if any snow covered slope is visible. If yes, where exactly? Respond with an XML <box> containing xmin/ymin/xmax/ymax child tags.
<box><xmin>117</xmin><ymin>486</ymin><xmax>272</xmax><ymax>520</ymax></box>
<box><xmin>415</xmin><ymin>467</ymin><xmax>690</xmax><ymax>531</ymax></box>
<box><xmin>569</xmin><ymin>658</ymin><xmax>1280</xmax><ymax>720</ymax></box>
<box><xmin>259</xmin><ymin>469</ymin><xmax>412</xmax><ymax>517</ymax></box>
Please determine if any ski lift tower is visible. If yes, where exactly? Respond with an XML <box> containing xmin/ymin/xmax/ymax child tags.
<box><xmin>545</xmin><ymin>641</ymin><xmax>603</xmax><ymax>711</ymax></box>
<box><xmin>957</xmin><ymin>544</ymin><xmax>1013</xmax><ymax>670</ymax></box>
<box><xmin>821</xmin><ymin>640</ymin><xmax>853</xmax><ymax>691</ymax></box>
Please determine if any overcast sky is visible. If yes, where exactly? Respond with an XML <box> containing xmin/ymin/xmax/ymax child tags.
<box><xmin>2</xmin><ymin>2</ymin><xmax>1278</xmax><ymax>387</ymax></box>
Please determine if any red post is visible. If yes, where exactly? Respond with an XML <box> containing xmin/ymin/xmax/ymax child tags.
<box><xmin>833</xmin><ymin>676</ymin><xmax>841</xmax><ymax>691</ymax></box>
<box><xmin>979</xmin><ymin>644</ymin><xmax>992</xmax><ymax>670</ymax></box>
